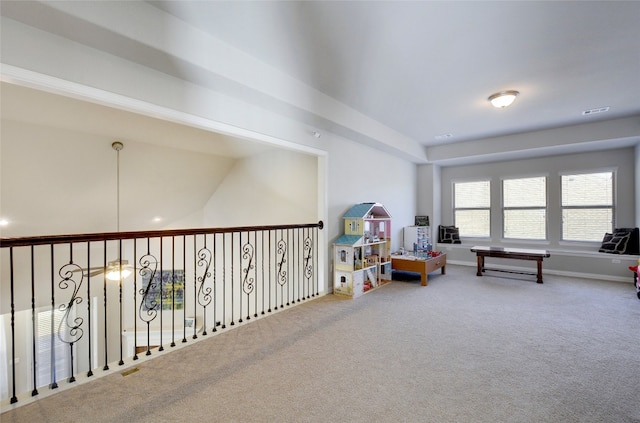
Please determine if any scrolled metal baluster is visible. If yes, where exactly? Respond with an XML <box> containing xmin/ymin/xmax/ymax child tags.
<box><xmin>57</xmin><ymin>263</ymin><xmax>85</xmax><ymax>383</ymax></box>
<box><xmin>241</xmin><ymin>241</ymin><xmax>255</xmax><ymax>320</ymax></box>
<box><xmin>138</xmin><ymin>255</ymin><xmax>159</xmax><ymax>321</ymax></box>
<box><xmin>196</xmin><ymin>246</ymin><xmax>212</xmax><ymax>336</ymax></box>
<box><xmin>138</xmin><ymin>254</ymin><xmax>158</xmax><ymax>355</ymax></box>
<box><xmin>304</xmin><ymin>235</ymin><xmax>313</xmax><ymax>299</ymax></box>
<box><xmin>276</xmin><ymin>236</ymin><xmax>287</xmax><ymax>309</ymax></box>
<box><xmin>276</xmin><ymin>238</ymin><xmax>287</xmax><ymax>286</ymax></box>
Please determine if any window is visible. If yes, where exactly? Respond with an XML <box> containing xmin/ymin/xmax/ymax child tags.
<box><xmin>453</xmin><ymin>180</ymin><xmax>490</xmax><ymax>237</ymax></box>
<box><xmin>561</xmin><ymin>171</ymin><xmax>614</xmax><ymax>242</ymax></box>
<box><xmin>36</xmin><ymin>308</ymin><xmax>71</xmax><ymax>387</ymax></box>
<box><xmin>503</xmin><ymin>176</ymin><xmax>547</xmax><ymax>240</ymax></box>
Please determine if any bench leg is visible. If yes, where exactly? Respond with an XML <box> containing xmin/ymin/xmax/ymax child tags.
<box><xmin>476</xmin><ymin>256</ymin><xmax>483</xmax><ymax>276</ymax></box>
<box><xmin>536</xmin><ymin>259</ymin><xmax>543</xmax><ymax>283</ymax></box>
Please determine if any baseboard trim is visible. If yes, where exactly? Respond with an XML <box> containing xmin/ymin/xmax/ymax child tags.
<box><xmin>447</xmin><ymin>260</ymin><xmax>632</xmax><ymax>283</ymax></box>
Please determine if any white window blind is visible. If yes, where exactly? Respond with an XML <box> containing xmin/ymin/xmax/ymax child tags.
<box><xmin>454</xmin><ymin>180</ymin><xmax>490</xmax><ymax>237</ymax></box>
<box><xmin>36</xmin><ymin>308</ymin><xmax>70</xmax><ymax>387</ymax></box>
<box><xmin>503</xmin><ymin>176</ymin><xmax>547</xmax><ymax>240</ymax></box>
<box><xmin>561</xmin><ymin>172</ymin><xmax>614</xmax><ymax>241</ymax></box>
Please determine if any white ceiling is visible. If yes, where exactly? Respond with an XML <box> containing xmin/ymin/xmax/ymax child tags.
<box><xmin>1</xmin><ymin>0</ymin><xmax>640</xmax><ymax>162</ymax></box>
<box><xmin>147</xmin><ymin>0</ymin><xmax>640</xmax><ymax>145</ymax></box>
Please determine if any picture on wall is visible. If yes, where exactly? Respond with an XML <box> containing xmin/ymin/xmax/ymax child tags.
<box><xmin>141</xmin><ymin>270</ymin><xmax>185</xmax><ymax>310</ymax></box>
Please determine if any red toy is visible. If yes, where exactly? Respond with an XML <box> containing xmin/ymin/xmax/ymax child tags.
<box><xmin>628</xmin><ymin>260</ymin><xmax>640</xmax><ymax>299</ymax></box>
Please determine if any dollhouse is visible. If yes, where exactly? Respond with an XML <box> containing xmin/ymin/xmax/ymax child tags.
<box><xmin>333</xmin><ymin>202</ymin><xmax>392</xmax><ymax>298</ymax></box>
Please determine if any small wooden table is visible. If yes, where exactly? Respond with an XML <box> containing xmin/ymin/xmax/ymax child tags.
<box><xmin>391</xmin><ymin>254</ymin><xmax>446</xmax><ymax>286</ymax></box>
<box><xmin>470</xmin><ymin>246</ymin><xmax>550</xmax><ymax>283</ymax></box>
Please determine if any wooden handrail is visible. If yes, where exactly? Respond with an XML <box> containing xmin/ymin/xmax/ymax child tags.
<box><xmin>0</xmin><ymin>221</ymin><xmax>324</xmax><ymax>248</ymax></box>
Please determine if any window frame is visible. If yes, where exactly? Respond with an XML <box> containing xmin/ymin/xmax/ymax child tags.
<box><xmin>560</xmin><ymin>169</ymin><xmax>616</xmax><ymax>243</ymax></box>
<box><xmin>501</xmin><ymin>175</ymin><xmax>548</xmax><ymax>241</ymax></box>
<box><xmin>452</xmin><ymin>178</ymin><xmax>491</xmax><ymax>239</ymax></box>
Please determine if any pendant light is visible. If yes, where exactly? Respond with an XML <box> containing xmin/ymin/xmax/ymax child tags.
<box><xmin>105</xmin><ymin>141</ymin><xmax>131</xmax><ymax>281</ymax></box>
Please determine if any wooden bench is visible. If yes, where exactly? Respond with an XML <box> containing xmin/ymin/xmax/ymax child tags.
<box><xmin>470</xmin><ymin>246</ymin><xmax>550</xmax><ymax>283</ymax></box>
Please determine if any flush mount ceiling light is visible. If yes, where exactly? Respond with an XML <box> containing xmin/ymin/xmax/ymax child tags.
<box><xmin>488</xmin><ymin>90</ymin><xmax>519</xmax><ymax>109</ymax></box>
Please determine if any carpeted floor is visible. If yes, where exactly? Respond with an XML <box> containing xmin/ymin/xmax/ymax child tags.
<box><xmin>2</xmin><ymin>264</ymin><xmax>640</xmax><ymax>422</ymax></box>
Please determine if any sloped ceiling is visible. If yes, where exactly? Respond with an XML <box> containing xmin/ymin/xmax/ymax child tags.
<box><xmin>0</xmin><ymin>83</ymin><xmax>274</xmax><ymax>237</ymax></box>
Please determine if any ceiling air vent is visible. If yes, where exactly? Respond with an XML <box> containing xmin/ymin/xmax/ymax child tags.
<box><xmin>582</xmin><ymin>106</ymin><xmax>609</xmax><ymax>116</ymax></box>
<box><xmin>434</xmin><ymin>133</ymin><xmax>453</xmax><ymax>141</ymax></box>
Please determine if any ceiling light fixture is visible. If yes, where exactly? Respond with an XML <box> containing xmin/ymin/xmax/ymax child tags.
<box><xmin>488</xmin><ymin>90</ymin><xmax>519</xmax><ymax>109</ymax></box>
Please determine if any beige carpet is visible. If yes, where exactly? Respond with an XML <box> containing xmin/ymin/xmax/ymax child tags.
<box><xmin>2</xmin><ymin>264</ymin><xmax>640</xmax><ymax>422</ymax></box>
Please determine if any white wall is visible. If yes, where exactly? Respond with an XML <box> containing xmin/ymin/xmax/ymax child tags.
<box><xmin>0</xmin><ymin>119</ymin><xmax>240</xmax><ymax>238</ymax></box>
<box><xmin>325</xmin><ymin>134</ymin><xmax>417</xmax><ymax>249</ymax></box>
<box><xmin>203</xmin><ymin>149</ymin><xmax>318</xmax><ymax>227</ymax></box>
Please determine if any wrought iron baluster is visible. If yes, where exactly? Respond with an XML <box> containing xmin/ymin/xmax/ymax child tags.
<box><xmin>30</xmin><ymin>246</ymin><xmax>39</xmax><ymax>396</ymax></box>
<box><xmin>277</xmin><ymin>230</ymin><xmax>288</xmax><ymax>309</ymax></box>
<box><xmin>268</xmin><ymin>230</ymin><xmax>272</xmax><ymax>313</ymax></box>
<box><xmin>182</xmin><ymin>235</ymin><xmax>188</xmax><ymax>343</ymax></box>
<box><xmin>118</xmin><ymin>239</ymin><xmax>125</xmax><ymax>365</ymax></box>
<box><xmin>57</xmin><ymin>258</ymin><xmax>85</xmax><ymax>383</ymax></box>
<box><xmin>314</xmin><ymin>225</ymin><xmax>320</xmax><ymax>296</ymax></box>
<box><xmin>138</xmin><ymin>246</ymin><xmax>158</xmax><ymax>356</ymax></box>
<box><xmin>260</xmin><ymin>230</ymin><xmax>265</xmax><ymax>316</ymax></box>
<box><xmin>196</xmin><ymin>236</ymin><xmax>213</xmax><ymax>336</ymax></box>
<box><xmin>297</xmin><ymin>228</ymin><xmax>302</xmax><ymax>302</ymax></box>
<box><xmin>158</xmin><ymin>239</ymin><xmax>164</xmax><ymax>352</ymax></box>
<box><xmin>170</xmin><ymin>236</ymin><xmax>176</xmax><ymax>348</ymax></box>
<box><xmin>254</xmin><ymin>231</ymin><xmax>259</xmax><ymax>318</ymax></box>
<box><xmin>212</xmin><ymin>234</ymin><xmax>218</xmax><ymax>333</ymax></box>
<box><xmin>304</xmin><ymin>230</ymin><xmax>313</xmax><ymax>300</ymax></box>
<box><xmin>50</xmin><ymin>245</ymin><xmax>59</xmax><ymax>388</ymax></box>
<box><xmin>192</xmin><ymin>236</ymin><xmax>198</xmax><ymax>336</ymax></box>
<box><xmin>9</xmin><ymin>247</ymin><xmax>18</xmax><ymax>403</ymax></box>
<box><xmin>133</xmin><ymin>238</ymin><xmax>139</xmax><ymax>360</ymax></box>
<box><xmin>86</xmin><ymin>242</ymin><xmax>94</xmax><ymax>375</ymax></box>
<box><xmin>238</xmin><ymin>232</ymin><xmax>243</xmax><ymax>324</ymax></box>
<box><xmin>241</xmin><ymin>231</ymin><xmax>255</xmax><ymax>321</ymax></box>
<box><xmin>102</xmin><ymin>241</ymin><xmax>109</xmax><ymax>371</ymax></box>
<box><xmin>230</xmin><ymin>233</ymin><xmax>235</xmax><ymax>326</ymax></box>
<box><xmin>222</xmin><ymin>234</ymin><xmax>227</xmax><ymax>329</ymax></box>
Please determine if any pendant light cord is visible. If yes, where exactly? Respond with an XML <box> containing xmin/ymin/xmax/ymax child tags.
<box><xmin>112</xmin><ymin>141</ymin><xmax>124</xmax><ymax>233</ymax></box>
